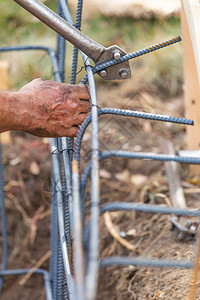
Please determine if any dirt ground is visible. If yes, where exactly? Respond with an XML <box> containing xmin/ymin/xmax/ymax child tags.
<box><xmin>1</xmin><ymin>75</ymin><xmax>200</xmax><ymax>300</ymax></box>
<box><xmin>91</xmin><ymin>81</ymin><xmax>200</xmax><ymax>300</ymax></box>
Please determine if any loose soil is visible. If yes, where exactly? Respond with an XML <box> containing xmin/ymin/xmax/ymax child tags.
<box><xmin>1</xmin><ymin>79</ymin><xmax>200</xmax><ymax>300</ymax></box>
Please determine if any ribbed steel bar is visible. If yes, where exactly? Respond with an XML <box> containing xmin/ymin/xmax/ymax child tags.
<box><xmin>55</xmin><ymin>7</ymin><xmax>65</xmax><ymax>299</ymax></box>
<box><xmin>62</xmin><ymin>139</ymin><xmax>72</xmax><ymax>254</ymax></box>
<box><xmin>71</xmin><ymin>158</ymin><xmax>86</xmax><ymax>300</ymax></box>
<box><xmin>100</xmin><ymin>202</ymin><xmax>200</xmax><ymax>217</ymax></box>
<box><xmin>49</xmin><ymin>23</ymin><xmax>64</xmax><ymax>298</ymax></box>
<box><xmin>0</xmin><ymin>141</ymin><xmax>7</xmax><ymax>294</ymax></box>
<box><xmin>59</xmin><ymin>32</ymin><xmax>66</xmax><ymax>83</ymax></box>
<box><xmin>100</xmin><ymin>257</ymin><xmax>194</xmax><ymax>269</ymax></box>
<box><xmin>0</xmin><ymin>45</ymin><xmax>54</xmax><ymax>52</ymax></box>
<box><xmin>80</xmin><ymin>36</ymin><xmax>182</xmax><ymax>84</ymax></box>
<box><xmin>74</xmin><ymin>108</ymin><xmax>194</xmax><ymax>169</ymax></box>
<box><xmin>57</xmin><ymin>240</ymin><xmax>64</xmax><ymax>300</ymax></box>
<box><xmin>80</xmin><ymin>150</ymin><xmax>200</xmax><ymax>203</ymax></box>
<box><xmin>46</xmin><ymin>27</ymin><xmax>74</xmax><ymax>296</ymax></box>
<box><xmin>51</xmin><ymin>140</ymin><xmax>75</xmax><ymax>299</ymax></box>
<box><xmin>50</xmin><ymin>173</ymin><xmax>59</xmax><ymax>300</ymax></box>
<box><xmin>46</xmin><ymin>32</ymin><xmax>74</xmax><ymax>300</ymax></box>
<box><xmin>84</xmin><ymin>199</ymin><xmax>200</xmax><ymax>253</ymax></box>
<box><xmin>0</xmin><ymin>269</ymin><xmax>53</xmax><ymax>300</ymax></box>
<box><xmin>60</xmin><ymin>2</ymin><xmax>86</xmax><ymax>299</ymax></box>
<box><xmin>59</xmin><ymin>0</ymin><xmax>73</xmax><ymax>235</ymax></box>
<box><xmin>58</xmin><ymin>2</ymin><xmax>67</xmax><ymax>83</ymax></box>
<box><xmin>81</xmin><ymin>56</ymin><xmax>100</xmax><ymax>300</ymax></box>
<box><xmin>98</xmin><ymin>150</ymin><xmax>200</xmax><ymax>164</ymax></box>
<box><xmin>56</xmin><ymin>1</ymin><xmax>62</xmax><ymax>65</ymax></box>
<box><xmin>61</xmin><ymin>2</ymin><xmax>101</xmax><ymax>299</ymax></box>
<box><xmin>62</xmin><ymin>169</ymin><xmax>70</xmax><ymax>300</ymax></box>
<box><xmin>70</xmin><ymin>0</ymin><xmax>83</xmax><ymax>84</ymax></box>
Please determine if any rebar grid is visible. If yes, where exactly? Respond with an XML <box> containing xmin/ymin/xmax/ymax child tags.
<box><xmin>0</xmin><ymin>1</ymin><xmax>200</xmax><ymax>300</ymax></box>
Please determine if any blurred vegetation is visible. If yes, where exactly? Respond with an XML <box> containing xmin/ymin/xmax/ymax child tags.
<box><xmin>0</xmin><ymin>0</ymin><xmax>182</xmax><ymax>96</ymax></box>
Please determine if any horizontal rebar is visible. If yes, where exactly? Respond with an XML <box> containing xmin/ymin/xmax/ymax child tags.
<box><xmin>98</xmin><ymin>108</ymin><xmax>193</xmax><ymax>125</ymax></box>
<box><xmin>74</xmin><ymin>108</ymin><xmax>193</xmax><ymax>164</ymax></box>
<box><xmin>81</xmin><ymin>36</ymin><xmax>182</xmax><ymax>84</ymax></box>
<box><xmin>84</xmin><ymin>202</ymin><xmax>199</xmax><ymax>271</ymax></box>
<box><xmin>84</xmin><ymin>202</ymin><xmax>200</xmax><ymax>248</ymax></box>
<box><xmin>0</xmin><ymin>46</ymin><xmax>61</xmax><ymax>81</ymax></box>
<box><xmin>100</xmin><ymin>256</ymin><xmax>193</xmax><ymax>269</ymax></box>
<box><xmin>100</xmin><ymin>202</ymin><xmax>200</xmax><ymax>217</ymax></box>
<box><xmin>80</xmin><ymin>150</ymin><xmax>200</xmax><ymax>202</ymax></box>
<box><xmin>0</xmin><ymin>45</ymin><xmax>52</xmax><ymax>52</ymax></box>
<box><xmin>99</xmin><ymin>150</ymin><xmax>200</xmax><ymax>164</ymax></box>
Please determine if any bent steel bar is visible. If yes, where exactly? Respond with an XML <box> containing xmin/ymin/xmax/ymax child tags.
<box><xmin>80</xmin><ymin>151</ymin><xmax>200</xmax><ymax>202</ymax></box>
<box><xmin>0</xmin><ymin>45</ymin><xmax>54</xmax><ymax>52</ymax></box>
<box><xmin>0</xmin><ymin>269</ymin><xmax>52</xmax><ymax>300</ymax></box>
<box><xmin>0</xmin><ymin>46</ymin><xmax>60</xmax><ymax>78</ymax></box>
<box><xmin>74</xmin><ymin>108</ymin><xmax>194</xmax><ymax>170</ymax></box>
<box><xmin>13</xmin><ymin>0</ymin><xmax>131</xmax><ymax>80</ymax></box>
<box><xmin>83</xmin><ymin>55</ymin><xmax>100</xmax><ymax>300</ymax></box>
<box><xmin>51</xmin><ymin>140</ymin><xmax>75</xmax><ymax>299</ymax></box>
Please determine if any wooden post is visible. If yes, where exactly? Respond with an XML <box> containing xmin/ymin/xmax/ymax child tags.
<box><xmin>0</xmin><ymin>61</ymin><xmax>11</xmax><ymax>145</ymax></box>
<box><xmin>181</xmin><ymin>0</ymin><xmax>200</xmax><ymax>175</ymax></box>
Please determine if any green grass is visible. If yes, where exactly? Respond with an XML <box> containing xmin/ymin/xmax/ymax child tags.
<box><xmin>0</xmin><ymin>1</ymin><xmax>183</xmax><ymax>95</ymax></box>
<box><xmin>0</xmin><ymin>0</ymin><xmax>56</xmax><ymax>44</ymax></box>
<box><xmin>0</xmin><ymin>0</ymin><xmax>57</xmax><ymax>88</ymax></box>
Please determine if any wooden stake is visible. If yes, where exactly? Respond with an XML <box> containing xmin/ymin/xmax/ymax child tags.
<box><xmin>162</xmin><ymin>140</ymin><xmax>187</xmax><ymax>209</ymax></box>
<box><xmin>189</xmin><ymin>226</ymin><xmax>200</xmax><ymax>300</ymax></box>
<box><xmin>182</xmin><ymin>0</ymin><xmax>200</xmax><ymax>86</ymax></box>
<box><xmin>181</xmin><ymin>1</ymin><xmax>200</xmax><ymax>175</ymax></box>
<box><xmin>0</xmin><ymin>61</ymin><xmax>11</xmax><ymax>145</ymax></box>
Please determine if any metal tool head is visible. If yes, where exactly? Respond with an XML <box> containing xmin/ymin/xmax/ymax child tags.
<box><xmin>96</xmin><ymin>45</ymin><xmax>131</xmax><ymax>80</ymax></box>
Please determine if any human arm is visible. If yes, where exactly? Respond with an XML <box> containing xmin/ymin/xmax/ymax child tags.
<box><xmin>0</xmin><ymin>78</ymin><xmax>90</xmax><ymax>137</ymax></box>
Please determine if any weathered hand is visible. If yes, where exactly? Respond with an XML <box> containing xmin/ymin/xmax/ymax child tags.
<box><xmin>16</xmin><ymin>78</ymin><xmax>91</xmax><ymax>137</ymax></box>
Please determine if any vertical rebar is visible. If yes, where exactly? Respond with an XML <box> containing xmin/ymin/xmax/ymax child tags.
<box><xmin>84</xmin><ymin>56</ymin><xmax>100</xmax><ymax>300</ymax></box>
<box><xmin>57</xmin><ymin>239</ymin><xmax>64</xmax><ymax>300</ymax></box>
<box><xmin>50</xmin><ymin>3</ymin><xmax>65</xmax><ymax>298</ymax></box>
<box><xmin>49</xmin><ymin>175</ymin><xmax>59</xmax><ymax>299</ymax></box>
<box><xmin>61</xmin><ymin>3</ymin><xmax>84</xmax><ymax>299</ymax></box>
<box><xmin>70</xmin><ymin>0</ymin><xmax>83</xmax><ymax>84</ymax></box>
<box><xmin>51</xmin><ymin>139</ymin><xmax>75</xmax><ymax>299</ymax></box>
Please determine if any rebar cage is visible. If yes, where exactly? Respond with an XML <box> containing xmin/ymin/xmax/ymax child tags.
<box><xmin>1</xmin><ymin>1</ymin><xmax>200</xmax><ymax>300</ymax></box>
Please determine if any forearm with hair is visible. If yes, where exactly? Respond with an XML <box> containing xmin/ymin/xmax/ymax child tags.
<box><xmin>0</xmin><ymin>90</ymin><xmax>19</xmax><ymax>133</ymax></box>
